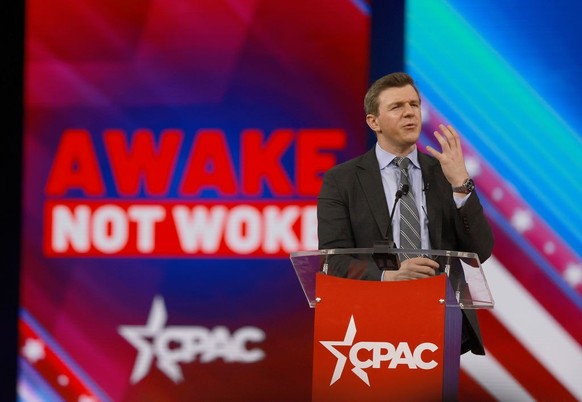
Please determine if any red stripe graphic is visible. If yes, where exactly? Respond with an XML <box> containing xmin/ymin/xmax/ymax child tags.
<box><xmin>19</xmin><ymin>318</ymin><xmax>101</xmax><ymax>401</ymax></box>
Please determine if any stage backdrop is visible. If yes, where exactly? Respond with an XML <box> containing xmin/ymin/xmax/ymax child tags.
<box><xmin>19</xmin><ymin>1</ymin><xmax>369</xmax><ymax>401</ymax></box>
<box><xmin>19</xmin><ymin>1</ymin><xmax>582</xmax><ymax>401</ymax></box>
<box><xmin>407</xmin><ymin>1</ymin><xmax>582</xmax><ymax>401</ymax></box>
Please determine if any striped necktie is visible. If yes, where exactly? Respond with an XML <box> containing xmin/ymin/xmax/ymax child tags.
<box><xmin>394</xmin><ymin>157</ymin><xmax>421</xmax><ymax>253</ymax></box>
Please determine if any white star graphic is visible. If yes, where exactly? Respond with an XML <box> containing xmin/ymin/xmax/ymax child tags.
<box><xmin>465</xmin><ymin>156</ymin><xmax>481</xmax><ymax>178</ymax></box>
<box><xmin>511</xmin><ymin>208</ymin><xmax>534</xmax><ymax>233</ymax></box>
<box><xmin>57</xmin><ymin>374</ymin><xmax>69</xmax><ymax>386</ymax></box>
<box><xmin>543</xmin><ymin>241</ymin><xmax>556</xmax><ymax>255</ymax></box>
<box><xmin>118</xmin><ymin>296</ymin><xmax>168</xmax><ymax>384</ymax></box>
<box><xmin>492</xmin><ymin>187</ymin><xmax>504</xmax><ymax>201</ymax></box>
<box><xmin>22</xmin><ymin>338</ymin><xmax>45</xmax><ymax>364</ymax></box>
<box><xmin>320</xmin><ymin>315</ymin><xmax>358</xmax><ymax>386</ymax></box>
<box><xmin>564</xmin><ymin>263</ymin><xmax>582</xmax><ymax>287</ymax></box>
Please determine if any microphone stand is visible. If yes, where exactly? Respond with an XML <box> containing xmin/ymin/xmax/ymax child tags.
<box><xmin>373</xmin><ymin>185</ymin><xmax>408</xmax><ymax>271</ymax></box>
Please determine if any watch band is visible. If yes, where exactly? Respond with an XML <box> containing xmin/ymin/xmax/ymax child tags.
<box><xmin>452</xmin><ymin>178</ymin><xmax>475</xmax><ymax>194</ymax></box>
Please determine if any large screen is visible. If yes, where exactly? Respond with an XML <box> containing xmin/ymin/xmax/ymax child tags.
<box><xmin>20</xmin><ymin>1</ymin><xmax>369</xmax><ymax>401</ymax></box>
<box><xmin>407</xmin><ymin>1</ymin><xmax>582</xmax><ymax>400</ymax></box>
<box><xmin>18</xmin><ymin>0</ymin><xmax>582</xmax><ymax>401</ymax></box>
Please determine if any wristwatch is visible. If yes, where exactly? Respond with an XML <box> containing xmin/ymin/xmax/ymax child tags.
<box><xmin>452</xmin><ymin>178</ymin><xmax>475</xmax><ymax>194</ymax></box>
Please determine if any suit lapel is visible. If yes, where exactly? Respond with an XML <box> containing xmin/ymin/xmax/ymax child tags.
<box><xmin>356</xmin><ymin>149</ymin><xmax>391</xmax><ymax>240</ymax></box>
<box><xmin>419</xmin><ymin>153</ymin><xmax>443</xmax><ymax>250</ymax></box>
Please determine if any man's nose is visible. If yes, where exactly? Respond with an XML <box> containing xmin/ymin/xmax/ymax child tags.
<box><xmin>403</xmin><ymin>103</ymin><xmax>415</xmax><ymax>115</ymax></box>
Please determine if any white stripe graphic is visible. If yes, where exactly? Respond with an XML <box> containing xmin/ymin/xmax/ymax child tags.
<box><xmin>481</xmin><ymin>256</ymin><xmax>582</xmax><ymax>400</ymax></box>
<box><xmin>461</xmin><ymin>351</ymin><xmax>534</xmax><ymax>401</ymax></box>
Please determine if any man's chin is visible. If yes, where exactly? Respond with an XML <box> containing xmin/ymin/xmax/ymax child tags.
<box><xmin>403</xmin><ymin>130</ymin><xmax>421</xmax><ymax>142</ymax></box>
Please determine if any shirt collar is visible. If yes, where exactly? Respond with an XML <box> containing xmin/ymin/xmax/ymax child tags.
<box><xmin>375</xmin><ymin>143</ymin><xmax>420</xmax><ymax>169</ymax></box>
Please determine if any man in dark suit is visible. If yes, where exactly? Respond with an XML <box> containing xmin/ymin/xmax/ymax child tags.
<box><xmin>317</xmin><ymin>72</ymin><xmax>494</xmax><ymax>355</ymax></box>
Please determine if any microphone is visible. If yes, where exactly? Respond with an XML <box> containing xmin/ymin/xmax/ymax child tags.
<box><xmin>387</xmin><ymin>185</ymin><xmax>407</xmax><ymax>238</ymax></box>
<box><xmin>374</xmin><ymin>186</ymin><xmax>405</xmax><ymax>271</ymax></box>
<box><xmin>423</xmin><ymin>182</ymin><xmax>430</xmax><ymax>192</ymax></box>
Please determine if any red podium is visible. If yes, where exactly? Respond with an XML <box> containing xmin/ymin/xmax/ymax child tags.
<box><xmin>290</xmin><ymin>248</ymin><xmax>494</xmax><ymax>402</ymax></box>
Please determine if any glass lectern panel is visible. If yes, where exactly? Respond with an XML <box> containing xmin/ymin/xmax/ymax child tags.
<box><xmin>289</xmin><ymin>248</ymin><xmax>494</xmax><ymax>309</ymax></box>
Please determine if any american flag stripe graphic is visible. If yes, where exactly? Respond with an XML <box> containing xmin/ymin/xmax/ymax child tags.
<box><xmin>19</xmin><ymin>312</ymin><xmax>108</xmax><ymax>402</ymax></box>
<box><xmin>419</xmin><ymin>103</ymin><xmax>582</xmax><ymax>401</ymax></box>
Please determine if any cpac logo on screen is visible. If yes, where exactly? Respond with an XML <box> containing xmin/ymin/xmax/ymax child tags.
<box><xmin>118</xmin><ymin>296</ymin><xmax>266</xmax><ymax>383</ymax></box>
<box><xmin>321</xmin><ymin>315</ymin><xmax>438</xmax><ymax>386</ymax></box>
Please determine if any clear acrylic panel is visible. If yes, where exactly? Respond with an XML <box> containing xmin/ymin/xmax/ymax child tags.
<box><xmin>290</xmin><ymin>247</ymin><xmax>494</xmax><ymax>309</ymax></box>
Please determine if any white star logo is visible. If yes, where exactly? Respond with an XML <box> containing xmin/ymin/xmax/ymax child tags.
<box><xmin>119</xmin><ymin>296</ymin><xmax>267</xmax><ymax>384</ymax></box>
<box><xmin>119</xmin><ymin>296</ymin><xmax>169</xmax><ymax>384</ymax></box>
<box><xmin>320</xmin><ymin>315</ymin><xmax>359</xmax><ymax>385</ymax></box>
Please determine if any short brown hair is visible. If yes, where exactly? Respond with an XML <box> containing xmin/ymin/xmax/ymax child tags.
<box><xmin>364</xmin><ymin>72</ymin><xmax>420</xmax><ymax>115</ymax></box>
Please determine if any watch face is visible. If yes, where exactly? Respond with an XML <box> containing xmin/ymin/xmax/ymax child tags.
<box><xmin>453</xmin><ymin>178</ymin><xmax>474</xmax><ymax>193</ymax></box>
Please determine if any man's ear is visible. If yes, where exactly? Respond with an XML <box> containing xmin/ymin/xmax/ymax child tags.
<box><xmin>366</xmin><ymin>114</ymin><xmax>379</xmax><ymax>132</ymax></box>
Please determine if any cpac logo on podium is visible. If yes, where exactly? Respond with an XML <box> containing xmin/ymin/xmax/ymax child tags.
<box><xmin>320</xmin><ymin>315</ymin><xmax>438</xmax><ymax>386</ymax></box>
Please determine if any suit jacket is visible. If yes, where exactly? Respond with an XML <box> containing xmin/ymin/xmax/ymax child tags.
<box><xmin>317</xmin><ymin>147</ymin><xmax>494</xmax><ymax>355</ymax></box>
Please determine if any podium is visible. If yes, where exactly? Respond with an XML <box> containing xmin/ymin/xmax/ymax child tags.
<box><xmin>290</xmin><ymin>247</ymin><xmax>494</xmax><ymax>402</ymax></box>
